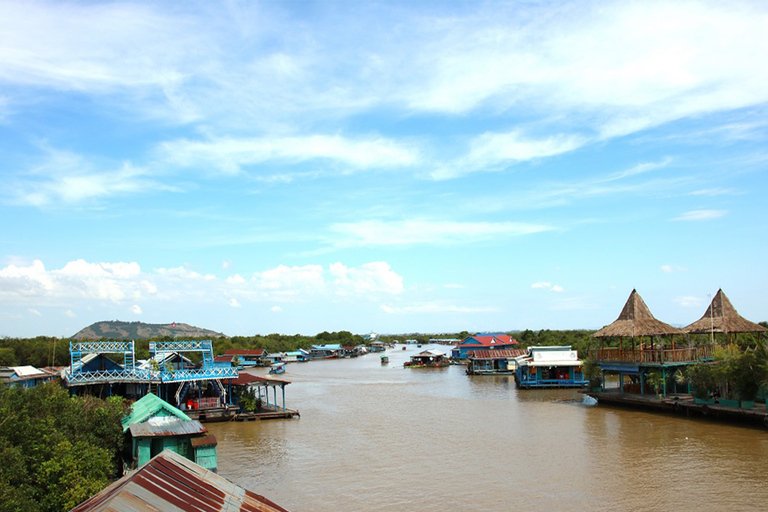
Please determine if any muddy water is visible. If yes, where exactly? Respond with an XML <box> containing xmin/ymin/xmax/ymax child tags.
<box><xmin>207</xmin><ymin>345</ymin><xmax>768</xmax><ymax>511</ymax></box>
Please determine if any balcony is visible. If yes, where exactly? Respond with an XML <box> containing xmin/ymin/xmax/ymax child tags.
<box><xmin>589</xmin><ymin>345</ymin><xmax>715</xmax><ymax>365</ymax></box>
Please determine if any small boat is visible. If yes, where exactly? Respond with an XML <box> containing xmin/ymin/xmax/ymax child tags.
<box><xmin>269</xmin><ymin>363</ymin><xmax>286</xmax><ymax>375</ymax></box>
<box><xmin>381</xmin><ymin>355</ymin><xmax>389</xmax><ymax>365</ymax></box>
<box><xmin>402</xmin><ymin>346</ymin><xmax>406</xmax><ymax>350</ymax></box>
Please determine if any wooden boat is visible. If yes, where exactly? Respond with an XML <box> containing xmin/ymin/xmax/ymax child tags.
<box><xmin>269</xmin><ymin>363</ymin><xmax>286</xmax><ymax>375</ymax></box>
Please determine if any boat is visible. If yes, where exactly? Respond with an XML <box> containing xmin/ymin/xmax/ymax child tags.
<box><xmin>402</xmin><ymin>346</ymin><xmax>406</xmax><ymax>350</ymax></box>
<box><xmin>380</xmin><ymin>355</ymin><xmax>389</xmax><ymax>365</ymax></box>
<box><xmin>269</xmin><ymin>363</ymin><xmax>286</xmax><ymax>375</ymax></box>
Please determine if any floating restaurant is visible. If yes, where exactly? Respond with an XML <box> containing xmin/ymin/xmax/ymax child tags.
<box><xmin>451</xmin><ymin>333</ymin><xmax>518</xmax><ymax>359</ymax></box>
<box><xmin>513</xmin><ymin>346</ymin><xmax>587</xmax><ymax>388</ymax></box>
<box><xmin>586</xmin><ymin>289</ymin><xmax>768</xmax><ymax>427</ymax></box>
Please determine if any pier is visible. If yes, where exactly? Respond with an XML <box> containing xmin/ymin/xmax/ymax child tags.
<box><xmin>586</xmin><ymin>390</ymin><xmax>768</xmax><ymax>428</ymax></box>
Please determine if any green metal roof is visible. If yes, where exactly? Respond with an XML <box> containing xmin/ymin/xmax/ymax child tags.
<box><xmin>121</xmin><ymin>393</ymin><xmax>191</xmax><ymax>432</ymax></box>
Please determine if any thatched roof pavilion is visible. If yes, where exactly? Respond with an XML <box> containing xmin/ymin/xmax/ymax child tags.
<box><xmin>592</xmin><ymin>289</ymin><xmax>684</xmax><ymax>339</ymax></box>
<box><xmin>683</xmin><ymin>289</ymin><xmax>767</xmax><ymax>335</ymax></box>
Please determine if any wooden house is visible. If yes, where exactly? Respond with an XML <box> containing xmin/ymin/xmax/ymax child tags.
<box><xmin>466</xmin><ymin>349</ymin><xmax>527</xmax><ymax>375</ymax></box>
<box><xmin>0</xmin><ymin>365</ymin><xmax>57</xmax><ymax>388</ymax></box>
<box><xmin>405</xmin><ymin>349</ymin><xmax>449</xmax><ymax>368</ymax></box>
<box><xmin>222</xmin><ymin>348</ymin><xmax>269</xmax><ymax>367</ymax></box>
<box><xmin>309</xmin><ymin>344</ymin><xmax>342</xmax><ymax>359</ymax></box>
<box><xmin>451</xmin><ymin>333</ymin><xmax>518</xmax><ymax>359</ymax></box>
<box><xmin>514</xmin><ymin>346</ymin><xmax>587</xmax><ymax>388</ymax></box>
<box><xmin>122</xmin><ymin>392</ymin><xmax>218</xmax><ymax>472</ymax></box>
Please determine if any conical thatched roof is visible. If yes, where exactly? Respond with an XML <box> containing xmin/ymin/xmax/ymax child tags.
<box><xmin>683</xmin><ymin>289</ymin><xmax>768</xmax><ymax>334</ymax></box>
<box><xmin>592</xmin><ymin>289</ymin><xmax>684</xmax><ymax>338</ymax></box>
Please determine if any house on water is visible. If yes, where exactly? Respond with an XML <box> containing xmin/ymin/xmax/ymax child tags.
<box><xmin>222</xmin><ymin>348</ymin><xmax>269</xmax><ymax>367</ymax></box>
<box><xmin>121</xmin><ymin>392</ymin><xmax>218</xmax><ymax>472</ymax></box>
<box><xmin>588</xmin><ymin>289</ymin><xmax>713</xmax><ymax>398</ymax></box>
<box><xmin>0</xmin><ymin>365</ymin><xmax>57</xmax><ymax>388</ymax></box>
<box><xmin>405</xmin><ymin>349</ymin><xmax>450</xmax><ymax>368</ymax></box>
<box><xmin>308</xmin><ymin>344</ymin><xmax>342</xmax><ymax>359</ymax></box>
<box><xmin>466</xmin><ymin>349</ymin><xmax>527</xmax><ymax>375</ymax></box>
<box><xmin>514</xmin><ymin>346</ymin><xmax>587</xmax><ymax>388</ymax></box>
<box><xmin>451</xmin><ymin>333</ymin><xmax>518</xmax><ymax>359</ymax></box>
<box><xmin>63</xmin><ymin>339</ymin><xmax>239</xmax><ymax>421</ymax></box>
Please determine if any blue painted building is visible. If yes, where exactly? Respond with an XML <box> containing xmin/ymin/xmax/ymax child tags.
<box><xmin>514</xmin><ymin>346</ymin><xmax>587</xmax><ymax>389</ymax></box>
<box><xmin>451</xmin><ymin>333</ymin><xmax>518</xmax><ymax>359</ymax></box>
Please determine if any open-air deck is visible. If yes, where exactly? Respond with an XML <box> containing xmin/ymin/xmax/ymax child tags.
<box><xmin>589</xmin><ymin>344</ymin><xmax>715</xmax><ymax>365</ymax></box>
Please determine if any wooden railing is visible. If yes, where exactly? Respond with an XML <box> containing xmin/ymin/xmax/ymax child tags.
<box><xmin>589</xmin><ymin>345</ymin><xmax>714</xmax><ymax>364</ymax></box>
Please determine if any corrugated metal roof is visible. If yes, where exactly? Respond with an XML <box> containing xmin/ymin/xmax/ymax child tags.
<box><xmin>190</xmin><ymin>434</ymin><xmax>217</xmax><ymax>448</ymax></box>
<box><xmin>70</xmin><ymin>449</ymin><xmax>291</xmax><ymax>512</ymax></box>
<box><xmin>469</xmin><ymin>349</ymin><xmax>527</xmax><ymax>359</ymax></box>
<box><xmin>224</xmin><ymin>349</ymin><xmax>266</xmax><ymax>356</ymax></box>
<box><xmin>129</xmin><ymin>417</ymin><xmax>207</xmax><ymax>438</ymax></box>
<box><xmin>122</xmin><ymin>393</ymin><xmax>192</xmax><ymax>431</ymax></box>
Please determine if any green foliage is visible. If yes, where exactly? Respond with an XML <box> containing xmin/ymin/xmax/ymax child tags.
<box><xmin>0</xmin><ymin>383</ymin><xmax>127</xmax><ymax>512</ymax></box>
<box><xmin>686</xmin><ymin>363</ymin><xmax>717</xmax><ymax>399</ymax></box>
<box><xmin>646</xmin><ymin>370</ymin><xmax>665</xmax><ymax>397</ymax></box>
<box><xmin>582</xmin><ymin>358</ymin><xmax>602</xmax><ymax>388</ymax></box>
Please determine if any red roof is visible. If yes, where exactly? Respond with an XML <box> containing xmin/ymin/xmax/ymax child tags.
<box><xmin>460</xmin><ymin>335</ymin><xmax>517</xmax><ymax>347</ymax></box>
<box><xmin>224</xmin><ymin>349</ymin><xmax>266</xmax><ymax>356</ymax></box>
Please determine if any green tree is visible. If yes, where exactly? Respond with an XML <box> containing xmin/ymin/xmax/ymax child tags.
<box><xmin>0</xmin><ymin>383</ymin><xmax>127</xmax><ymax>512</ymax></box>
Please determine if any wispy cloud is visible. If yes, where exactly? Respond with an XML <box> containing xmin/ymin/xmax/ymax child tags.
<box><xmin>6</xmin><ymin>147</ymin><xmax>167</xmax><ymax>208</ymax></box>
<box><xmin>671</xmin><ymin>209</ymin><xmax>727</xmax><ymax>221</ymax></box>
<box><xmin>159</xmin><ymin>135</ymin><xmax>420</xmax><ymax>176</ymax></box>
<box><xmin>532</xmin><ymin>282</ymin><xmax>564</xmax><ymax>292</ymax></box>
<box><xmin>329</xmin><ymin>219</ymin><xmax>553</xmax><ymax>247</ymax></box>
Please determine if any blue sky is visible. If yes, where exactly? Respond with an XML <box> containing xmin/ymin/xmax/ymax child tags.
<box><xmin>2</xmin><ymin>0</ymin><xmax>767</xmax><ymax>338</ymax></box>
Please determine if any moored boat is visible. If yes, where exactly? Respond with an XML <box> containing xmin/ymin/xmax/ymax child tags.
<box><xmin>269</xmin><ymin>363</ymin><xmax>286</xmax><ymax>375</ymax></box>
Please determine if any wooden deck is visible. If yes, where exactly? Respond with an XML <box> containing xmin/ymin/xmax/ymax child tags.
<box><xmin>585</xmin><ymin>390</ymin><xmax>768</xmax><ymax>428</ymax></box>
<box><xmin>589</xmin><ymin>345</ymin><xmax>715</xmax><ymax>365</ymax></box>
<box><xmin>233</xmin><ymin>406</ymin><xmax>300</xmax><ymax>421</ymax></box>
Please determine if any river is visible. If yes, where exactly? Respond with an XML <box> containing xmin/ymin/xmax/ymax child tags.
<box><xmin>207</xmin><ymin>344</ymin><xmax>768</xmax><ymax>511</ymax></box>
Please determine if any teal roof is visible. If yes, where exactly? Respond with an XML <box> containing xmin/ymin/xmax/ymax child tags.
<box><xmin>121</xmin><ymin>393</ymin><xmax>191</xmax><ymax>432</ymax></box>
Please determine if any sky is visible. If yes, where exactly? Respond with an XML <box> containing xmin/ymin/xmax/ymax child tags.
<box><xmin>1</xmin><ymin>0</ymin><xmax>767</xmax><ymax>339</ymax></box>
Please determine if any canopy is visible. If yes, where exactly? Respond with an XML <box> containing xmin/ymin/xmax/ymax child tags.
<box><xmin>683</xmin><ymin>289</ymin><xmax>768</xmax><ymax>334</ymax></box>
<box><xmin>592</xmin><ymin>289</ymin><xmax>683</xmax><ymax>338</ymax></box>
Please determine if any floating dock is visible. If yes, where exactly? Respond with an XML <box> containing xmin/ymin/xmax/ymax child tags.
<box><xmin>586</xmin><ymin>391</ymin><xmax>768</xmax><ymax>428</ymax></box>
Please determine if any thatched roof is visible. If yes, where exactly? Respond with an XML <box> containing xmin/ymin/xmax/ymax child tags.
<box><xmin>683</xmin><ymin>289</ymin><xmax>768</xmax><ymax>334</ymax></box>
<box><xmin>592</xmin><ymin>289</ymin><xmax>684</xmax><ymax>338</ymax></box>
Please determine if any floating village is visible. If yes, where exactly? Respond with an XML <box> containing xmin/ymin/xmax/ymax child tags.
<box><xmin>2</xmin><ymin>287</ymin><xmax>767</xmax><ymax>511</ymax></box>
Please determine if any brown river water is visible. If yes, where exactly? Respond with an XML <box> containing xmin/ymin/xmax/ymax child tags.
<box><xmin>207</xmin><ymin>344</ymin><xmax>768</xmax><ymax>512</ymax></box>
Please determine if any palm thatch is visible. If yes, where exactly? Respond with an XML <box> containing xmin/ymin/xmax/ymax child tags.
<box><xmin>592</xmin><ymin>289</ymin><xmax>684</xmax><ymax>338</ymax></box>
<box><xmin>683</xmin><ymin>289</ymin><xmax>768</xmax><ymax>334</ymax></box>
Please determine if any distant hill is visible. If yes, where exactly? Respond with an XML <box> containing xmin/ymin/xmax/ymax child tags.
<box><xmin>72</xmin><ymin>321</ymin><xmax>227</xmax><ymax>340</ymax></box>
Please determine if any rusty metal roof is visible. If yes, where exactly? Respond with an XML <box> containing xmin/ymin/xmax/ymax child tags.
<box><xmin>468</xmin><ymin>349</ymin><xmax>527</xmax><ymax>359</ymax></box>
<box><xmin>190</xmin><ymin>434</ymin><xmax>217</xmax><ymax>448</ymax></box>
<box><xmin>70</xmin><ymin>449</ymin><xmax>291</xmax><ymax>512</ymax></box>
<box><xmin>129</xmin><ymin>417</ymin><xmax>207</xmax><ymax>438</ymax></box>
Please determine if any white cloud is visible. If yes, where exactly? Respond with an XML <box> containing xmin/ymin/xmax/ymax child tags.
<box><xmin>270</xmin><ymin>305</ymin><xmax>283</xmax><ymax>313</ymax></box>
<box><xmin>672</xmin><ymin>209</ymin><xmax>727</xmax><ymax>221</ymax></box>
<box><xmin>130</xmin><ymin>304</ymin><xmax>142</xmax><ymax>315</ymax></box>
<box><xmin>532</xmin><ymin>282</ymin><xmax>563</xmax><ymax>292</ymax></box>
<box><xmin>431</xmin><ymin>131</ymin><xmax>587</xmax><ymax>180</ymax></box>
<box><xmin>330</xmin><ymin>219</ymin><xmax>552</xmax><ymax>247</ymax></box>
<box><xmin>227</xmin><ymin>274</ymin><xmax>246</xmax><ymax>285</ymax></box>
<box><xmin>329</xmin><ymin>261</ymin><xmax>403</xmax><ymax>296</ymax></box>
<box><xmin>228</xmin><ymin>298</ymin><xmax>241</xmax><ymax>308</ymax></box>
<box><xmin>28</xmin><ymin>308</ymin><xmax>41</xmax><ymax>316</ymax></box>
<box><xmin>64</xmin><ymin>310</ymin><xmax>76</xmax><ymax>318</ymax></box>
<box><xmin>7</xmin><ymin>148</ymin><xmax>166</xmax><ymax>208</ymax></box>
<box><xmin>160</xmin><ymin>134</ymin><xmax>419</xmax><ymax>176</ymax></box>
